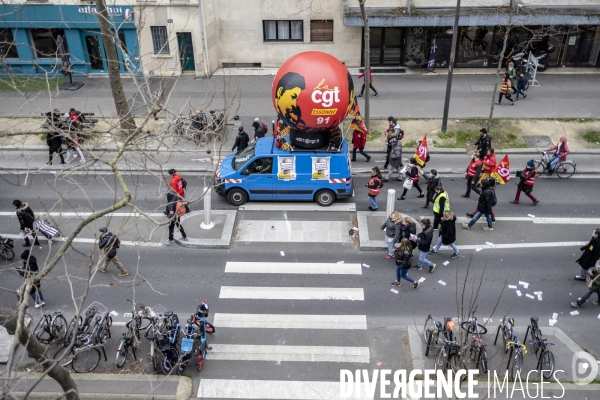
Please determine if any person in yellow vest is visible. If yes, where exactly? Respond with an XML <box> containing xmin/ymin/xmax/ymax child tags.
<box><xmin>366</xmin><ymin>166</ymin><xmax>383</xmax><ymax>211</ymax></box>
<box><xmin>432</xmin><ymin>185</ymin><xmax>450</xmax><ymax>230</ymax></box>
<box><xmin>495</xmin><ymin>73</ymin><xmax>514</xmax><ymax>105</ymax></box>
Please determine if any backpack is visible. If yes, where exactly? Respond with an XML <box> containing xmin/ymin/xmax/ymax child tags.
<box><xmin>490</xmin><ymin>190</ymin><xmax>498</xmax><ymax>207</ymax></box>
<box><xmin>261</xmin><ymin>122</ymin><xmax>269</xmax><ymax>134</ymax></box>
<box><xmin>111</xmin><ymin>235</ymin><xmax>121</xmax><ymax>249</ymax></box>
<box><xmin>176</xmin><ymin>201</ymin><xmax>186</xmax><ymax>217</ymax></box>
<box><xmin>181</xmin><ymin>177</ymin><xmax>187</xmax><ymax>190</ymax></box>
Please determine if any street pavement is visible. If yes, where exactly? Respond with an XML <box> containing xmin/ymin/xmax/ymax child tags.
<box><xmin>1</xmin><ymin>73</ymin><xmax>600</xmax><ymax>121</ymax></box>
<box><xmin>1</xmin><ymin>165</ymin><xmax>600</xmax><ymax>399</ymax></box>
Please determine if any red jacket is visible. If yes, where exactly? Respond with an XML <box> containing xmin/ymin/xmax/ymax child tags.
<box><xmin>357</xmin><ymin>68</ymin><xmax>373</xmax><ymax>80</ymax></box>
<box><xmin>546</xmin><ymin>137</ymin><xmax>570</xmax><ymax>162</ymax></box>
<box><xmin>170</xmin><ymin>174</ymin><xmax>184</xmax><ymax>197</ymax></box>
<box><xmin>482</xmin><ymin>153</ymin><xmax>497</xmax><ymax>173</ymax></box>
<box><xmin>352</xmin><ymin>130</ymin><xmax>367</xmax><ymax>149</ymax></box>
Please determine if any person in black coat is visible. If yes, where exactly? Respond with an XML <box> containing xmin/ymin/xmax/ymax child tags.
<box><xmin>398</xmin><ymin>158</ymin><xmax>425</xmax><ymax>200</ymax></box>
<box><xmin>13</xmin><ymin>200</ymin><xmax>40</xmax><ymax>247</ymax></box>
<box><xmin>430</xmin><ymin>211</ymin><xmax>460</xmax><ymax>258</ymax></box>
<box><xmin>45</xmin><ymin>109</ymin><xmax>65</xmax><ymax>165</ymax></box>
<box><xmin>18</xmin><ymin>250</ymin><xmax>45</xmax><ymax>308</ymax></box>
<box><xmin>415</xmin><ymin>218</ymin><xmax>436</xmax><ymax>272</ymax></box>
<box><xmin>463</xmin><ymin>180</ymin><xmax>494</xmax><ymax>231</ymax></box>
<box><xmin>575</xmin><ymin>228</ymin><xmax>600</xmax><ymax>281</ymax></box>
<box><xmin>474</xmin><ymin>129</ymin><xmax>491</xmax><ymax>160</ymax></box>
<box><xmin>422</xmin><ymin>169</ymin><xmax>441</xmax><ymax>209</ymax></box>
<box><xmin>232</xmin><ymin>126</ymin><xmax>250</xmax><ymax>152</ymax></box>
<box><xmin>252</xmin><ymin>118</ymin><xmax>266</xmax><ymax>139</ymax></box>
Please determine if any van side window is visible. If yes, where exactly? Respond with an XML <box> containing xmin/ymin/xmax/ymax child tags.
<box><xmin>245</xmin><ymin>157</ymin><xmax>273</xmax><ymax>174</ymax></box>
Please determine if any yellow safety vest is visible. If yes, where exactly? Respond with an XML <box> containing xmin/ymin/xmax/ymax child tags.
<box><xmin>433</xmin><ymin>191</ymin><xmax>450</xmax><ymax>214</ymax></box>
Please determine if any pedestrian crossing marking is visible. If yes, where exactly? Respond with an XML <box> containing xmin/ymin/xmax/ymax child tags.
<box><xmin>239</xmin><ymin>203</ymin><xmax>356</xmax><ymax>211</ymax></box>
<box><xmin>213</xmin><ymin>313</ymin><xmax>367</xmax><ymax>329</ymax></box>
<box><xmin>219</xmin><ymin>286</ymin><xmax>364</xmax><ymax>301</ymax></box>
<box><xmin>207</xmin><ymin>344</ymin><xmax>370</xmax><ymax>363</ymax></box>
<box><xmin>225</xmin><ymin>262</ymin><xmax>362</xmax><ymax>274</ymax></box>
<box><xmin>236</xmin><ymin>220</ymin><xmax>350</xmax><ymax>243</ymax></box>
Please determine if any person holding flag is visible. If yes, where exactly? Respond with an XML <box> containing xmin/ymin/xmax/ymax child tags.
<box><xmin>397</xmin><ymin>158</ymin><xmax>425</xmax><ymax>201</ymax></box>
<box><xmin>479</xmin><ymin>148</ymin><xmax>496</xmax><ymax>184</ymax></box>
<box><xmin>413</xmin><ymin>134</ymin><xmax>429</xmax><ymax>168</ymax></box>
<box><xmin>510</xmin><ymin>160</ymin><xmax>539</xmax><ymax>206</ymax></box>
<box><xmin>489</xmin><ymin>154</ymin><xmax>511</xmax><ymax>185</ymax></box>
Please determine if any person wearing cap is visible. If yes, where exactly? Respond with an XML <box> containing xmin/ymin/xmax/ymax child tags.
<box><xmin>97</xmin><ymin>228</ymin><xmax>128</xmax><ymax>276</ymax></box>
<box><xmin>18</xmin><ymin>250</ymin><xmax>45</xmax><ymax>308</ymax></box>
<box><xmin>511</xmin><ymin>160</ymin><xmax>539</xmax><ymax>206</ymax></box>
<box><xmin>232</xmin><ymin>126</ymin><xmax>250</xmax><ymax>152</ymax></box>
<box><xmin>383</xmin><ymin>117</ymin><xmax>402</xmax><ymax>170</ymax></box>
<box><xmin>252</xmin><ymin>118</ymin><xmax>266</xmax><ymax>140</ymax></box>
<box><xmin>12</xmin><ymin>200</ymin><xmax>40</xmax><ymax>247</ymax></box>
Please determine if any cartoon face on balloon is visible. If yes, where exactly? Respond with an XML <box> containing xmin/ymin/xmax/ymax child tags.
<box><xmin>273</xmin><ymin>51</ymin><xmax>354</xmax><ymax>134</ymax></box>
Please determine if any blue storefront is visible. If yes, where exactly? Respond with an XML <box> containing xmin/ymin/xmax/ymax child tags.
<box><xmin>0</xmin><ymin>4</ymin><xmax>140</xmax><ymax>76</ymax></box>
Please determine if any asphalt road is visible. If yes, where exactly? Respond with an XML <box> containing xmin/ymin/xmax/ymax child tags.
<box><xmin>1</xmin><ymin>164</ymin><xmax>600</xmax><ymax>399</ymax></box>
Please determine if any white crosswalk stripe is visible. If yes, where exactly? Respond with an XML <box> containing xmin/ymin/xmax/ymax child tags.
<box><xmin>224</xmin><ymin>262</ymin><xmax>362</xmax><ymax>274</ymax></box>
<box><xmin>207</xmin><ymin>344</ymin><xmax>370</xmax><ymax>362</ymax></box>
<box><xmin>219</xmin><ymin>286</ymin><xmax>364</xmax><ymax>300</ymax></box>
<box><xmin>213</xmin><ymin>313</ymin><xmax>367</xmax><ymax>329</ymax></box>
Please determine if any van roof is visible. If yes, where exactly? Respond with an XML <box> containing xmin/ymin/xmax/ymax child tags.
<box><xmin>255</xmin><ymin>136</ymin><xmax>347</xmax><ymax>156</ymax></box>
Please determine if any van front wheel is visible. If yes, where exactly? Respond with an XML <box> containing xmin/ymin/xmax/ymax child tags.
<box><xmin>315</xmin><ymin>189</ymin><xmax>335</xmax><ymax>207</ymax></box>
<box><xmin>227</xmin><ymin>188</ymin><xmax>248</xmax><ymax>206</ymax></box>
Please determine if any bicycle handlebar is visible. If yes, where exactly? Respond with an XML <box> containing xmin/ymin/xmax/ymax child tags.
<box><xmin>529</xmin><ymin>339</ymin><xmax>554</xmax><ymax>345</ymax></box>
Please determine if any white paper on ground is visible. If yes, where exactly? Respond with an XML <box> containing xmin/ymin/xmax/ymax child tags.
<box><xmin>552</xmin><ymin>313</ymin><xmax>558</xmax><ymax>319</ymax></box>
<box><xmin>438</xmin><ymin>280</ymin><xmax>447</xmax><ymax>286</ymax></box>
<box><xmin>418</xmin><ymin>277</ymin><xmax>426</xmax><ymax>283</ymax></box>
<box><xmin>526</xmin><ymin>294</ymin><xmax>535</xmax><ymax>299</ymax></box>
<box><xmin>528</xmin><ymin>214</ymin><xmax>535</xmax><ymax>218</ymax></box>
<box><xmin>534</xmin><ymin>291</ymin><xmax>543</xmax><ymax>295</ymax></box>
<box><xmin>390</xmin><ymin>289</ymin><xmax>399</xmax><ymax>294</ymax></box>
<box><xmin>362</xmin><ymin>263</ymin><xmax>370</xmax><ymax>268</ymax></box>
<box><xmin>485</xmin><ymin>242</ymin><xmax>495</xmax><ymax>247</ymax></box>
<box><xmin>516</xmin><ymin>290</ymin><xmax>522</xmax><ymax>296</ymax></box>
<box><xmin>443</xmin><ymin>261</ymin><xmax>450</xmax><ymax>266</ymax></box>
<box><xmin>508</xmin><ymin>285</ymin><xmax>517</xmax><ymax>289</ymax></box>
<box><xmin>570</xmin><ymin>311</ymin><xmax>579</xmax><ymax>316</ymax></box>
<box><xmin>280</xmin><ymin>251</ymin><xmax>285</xmax><ymax>256</ymax></box>
<box><xmin>549</xmin><ymin>319</ymin><xmax>557</xmax><ymax>326</ymax></box>
<box><xmin>537</xmin><ymin>295</ymin><xmax>543</xmax><ymax>301</ymax></box>
<box><xmin>337</xmin><ymin>261</ymin><xmax>345</xmax><ymax>264</ymax></box>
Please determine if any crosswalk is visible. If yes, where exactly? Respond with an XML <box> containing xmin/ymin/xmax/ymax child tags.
<box><xmin>197</xmin><ymin>261</ymin><xmax>373</xmax><ymax>400</ymax></box>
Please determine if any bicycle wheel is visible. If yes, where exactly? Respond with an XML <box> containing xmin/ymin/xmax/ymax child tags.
<box><xmin>534</xmin><ymin>161</ymin><xmax>545</xmax><ymax>176</ymax></box>
<box><xmin>478</xmin><ymin>349</ymin><xmax>488</xmax><ymax>374</ymax></box>
<box><xmin>116</xmin><ymin>330</ymin><xmax>133</xmax><ymax>368</ymax></box>
<box><xmin>555</xmin><ymin>163</ymin><xmax>575</xmax><ymax>179</ymax></box>
<box><xmin>424</xmin><ymin>315</ymin><xmax>435</xmax><ymax>342</ymax></box>
<box><xmin>460</xmin><ymin>321</ymin><xmax>488</xmax><ymax>336</ymax></box>
<box><xmin>161</xmin><ymin>347</ymin><xmax>179</xmax><ymax>375</ymax></box>
<box><xmin>137</xmin><ymin>317</ymin><xmax>152</xmax><ymax>331</ymax></box>
<box><xmin>34</xmin><ymin>318</ymin><xmax>52</xmax><ymax>345</ymax></box>
<box><xmin>425</xmin><ymin>330</ymin><xmax>434</xmax><ymax>357</ymax></box>
<box><xmin>447</xmin><ymin>353</ymin><xmax>464</xmax><ymax>376</ymax></box>
<box><xmin>541</xmin><ymin>350</ymin><xmax>555</xmax><ymax>379</ymax></box>
<box><xmin>53</xmin><ymin>345</ymin><xmax>75</xmax><ymax>368</ymax></box>
<box><xmin>510</xmin><ymin>351</ymin><xmax>523</xmax><ymax>380</ymax></box>
<box><xmin>502</xmin><ymin>326</ymin><xmax>510</xmax><ymax>353</ymax></box>
<box><xmin>206</xmin><ymin>322</ymin><xmax>215</xmax><ymax>334</ymax></box>
<box><xmin>51</xmin><ymin>315</ymin><xmax>68</xmax><ymax>343</ymax></box>
<box><xmin>434</xmin><ymin>348</ymin><xmax>447</xmax><ymax>374</ymax></box>
<box><xmin>72</xmin><ymin>347</ymin><xmax>101</xmax><ymax>373</ymax></box>
<box><xmin>0</xmin><ymin>246</ymin><xmax>14</xmax><ymax>260</ymax></box>
<box><xmin>178</xmin><ymin>353</ymin><xmax>190</xmax><ymax>375</ymax></box>
<box><xmin>196</xmin><ymin>343</ymin><xmax>205</xmax><ymax>372</ymax></box>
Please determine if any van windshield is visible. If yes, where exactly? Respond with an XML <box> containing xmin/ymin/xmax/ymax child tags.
<box><xmin>232</xmin><ymin>143</ymin><xmax>256</xmax><ymax>171</ymax></box>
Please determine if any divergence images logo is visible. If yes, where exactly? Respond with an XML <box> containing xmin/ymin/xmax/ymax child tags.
<box><xmin>311</xmin><ymin>79</ymin><xmax>340</xmax><ymax>115</ymax></box>
<box><xmin>572</xmin><ymin>351</ymin><xmax>598</xmax><ymax>385</ymax></box>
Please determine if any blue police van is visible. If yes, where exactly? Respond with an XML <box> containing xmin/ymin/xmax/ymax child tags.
<box><xmin>214</xmin><ymin>137</ymin><xmax>353</xmax><ymax>206</ymax></box>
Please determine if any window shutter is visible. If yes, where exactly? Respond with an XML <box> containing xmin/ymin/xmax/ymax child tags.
<box><xmin>310</xmin><ymin>20</ymin><xmax>333</xmax><ymax>42</ymax></box>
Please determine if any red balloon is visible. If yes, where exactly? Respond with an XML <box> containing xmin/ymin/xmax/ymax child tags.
<box><xmin>272</xmin><ymin>51</ymin><xmax>354</xmax><ymax>133</ymax></box>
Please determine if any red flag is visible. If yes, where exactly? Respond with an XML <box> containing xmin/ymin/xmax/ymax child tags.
<box><xmin>413</xmin><ymin>134</ymin><xmax>428</xmax><ymax>167</ymax></box>
<box><xmin>490</xmin><ymin>155</ymin><xmax>511</xmax><ymax>184</ymax></box>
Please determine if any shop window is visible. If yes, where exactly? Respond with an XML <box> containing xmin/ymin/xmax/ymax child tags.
<box><xmin>311</xmin><ymin>20</ymin><xmax>333</xmax><ymax>42</ymax></box>
<box><xmin>151</xmin><ymin>26</ymin><xmax>170</xmax><ymax>54</ymax></box>
<box><xmin>263</xmin><ymin>21</ymin><xmax>303</xmax><ymax>42</ymax></box>
<box><xmin>0</xmin><ymin>28</ymin><xmax>19</xmax><ymax>59</ymax></box>
<box><xmin>456</xmin><ymin>26</ymin><xmax>494</xmax><ymax>67</ymax></box>
<box><xmin>30</xmin><ymin>28</ymin><xmax>67</xmax><ymax>58</ymax></box>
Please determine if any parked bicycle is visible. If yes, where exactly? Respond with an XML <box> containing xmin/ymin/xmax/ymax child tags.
<box><xmin>424</xmin><ymin>314</ymin><xmax>452</xmax><ymax>357</ymax></box>
<box><xmin>0</xmin><ymin>236</ymin><xmax>15</xmax><ymax>260</ymax></box>
<box><xmin>160</xmin><ymin>311</ymin><xmax>181</xmax><ymax>375</ymax></box>
<box><xmin>33</xmin><ymin>311</ymin><xmax>67</xmax><ymax>345</ymax></box>
<box><xmin>535</xmin><ymin>151</ymin><xmax>576</xmax><ymax>178</ymax></box>
<box><xmin>115</xmin><ymin>300</ymin><xmax>152</xmax><ymax>368</ymax></box>
<box><xmin>434</xmin><ymin>336</ymin><xmax>466</xmax><ymax>376</ymax></box>
<box><xmin>460</xmin><ymin>305</ymin><xmax>488</xmax><ymax>336</ymax></box>
<box><xmin>190</xmin><ymin>299</ymin><xmax>214</xmax><ymax>372</ymax></box>
<box><xmin>506</xmin><ymin>338</ymin><xmax>528</xmax><ymax>380</ymax></box>
<box><xmin>144</xmin><ymin>304</ymin><xmax>168</xmax><ymax>372</ymax></box>
<box><xmin>467</xmin><ymin>334</ymin><xmax>488</xmax><ymax>374</ymax></box>
<box><xmin>524</xmin><ymin>316</ymin><xmax>543</xmax><ymax>354</ymax></box>
<box><xmin>494</xmin><ymin>316</ymin><xmax>515</xmax><ymax>353</ymax></box>
<box><xmin>529</xmin><ymin>339</ymin><xmax>555</xmax><ymax>379</ymax></box>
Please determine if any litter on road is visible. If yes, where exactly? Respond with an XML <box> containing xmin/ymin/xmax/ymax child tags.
<box><xmin>508</xmin><ymin>285</ymin><xmax>517</xmax><ymax>289</ymax></box>
<box><xmin>390</xmin><ymin>289</ymin><xmax>399</xmax><ymax>294</ymax></box>
<box><xmin>443</xmin><ymin>261</ymin><xmax>450</xmax><ymax>266</ymax></box>
<box><xmin>516</xmin><ymin>290</ymin><xmax>522</xmax><ymax>297</ymax></box>
<box><xmin>438</xmin><ymin>280</ymin><xmax>447</xmax><ymax>286</ymax></box>
<box><xmin>570</xmin><ymin>311</ymin><xmax>579</xmax><ymax>315</ymax></box>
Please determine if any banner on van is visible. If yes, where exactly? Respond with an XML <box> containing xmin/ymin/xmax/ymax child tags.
<box><xmin>278</xmin><ymin>156</ymin><xmax>296</xmax><ymax>180</ymax></box>
<box><xmin>312</xmin><ymin>157</ymin><xmax>330</xmax><ymax>180</ymax></box>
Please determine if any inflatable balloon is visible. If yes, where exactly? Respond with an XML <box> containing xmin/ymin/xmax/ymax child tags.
<box><xmin>272</xmin><ymin>51</ymin><xmax>357</xmax><ymax>149</ymax></box>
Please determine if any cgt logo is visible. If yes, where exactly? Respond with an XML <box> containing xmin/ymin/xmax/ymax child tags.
<box><xmin>311</xmin><ymin>79</ymin><xmax>340</xmax><ymax>108</ymax></box>
<box><xmin>572</xmin><ymin>351</ymin><xmax>599</xmax><ymax>385</ymax></box>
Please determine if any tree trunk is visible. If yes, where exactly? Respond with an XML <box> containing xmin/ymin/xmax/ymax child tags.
<box><xmin>1</xmin><ymin>314</ymin><xmax>81</xmax><ymax>400</ymax></box>
<box><xmin>359</xmin><ymin>0</ymin><xmax>370</xmax><ymax>130</ymax></box>
<box><xmin>487</xmin><ymin>10</ymin><xmax>513</xmax><ymax>133</ymax></box>
<box><xmin>96</xmin><ymin>0</ymin><xmax>136</xmax><ymax>131</ymax></box>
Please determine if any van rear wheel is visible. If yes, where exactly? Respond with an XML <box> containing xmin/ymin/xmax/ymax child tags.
<box><xmin>227</xmin><ymin>188</ymin><xmax>248</xmax><ymax>206</ymax></box>
<box><xmin>315</xmin><ymin>189</ymin><xmax>335</xmax><ymax>207</ymax></box>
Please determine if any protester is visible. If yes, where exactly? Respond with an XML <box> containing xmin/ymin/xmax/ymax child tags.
<box><xmin>432</xmin><ymin>186</ymin><xmax>450</xmax><ymax>230</ymax></box>
<box><xmin>18</xmin><ymin>250</ymin><xmax>45</xmax><ymax>308</ymax></box>
<box><xmin>480</xmin><ymin>148</ymin><xmax>496</xmax><ymax>183</ymax></box>
<box><xmin>64</xmin><ymin>129</ymin><xmax>86</xmax><ymax>164</ymax></box>
<box><xmin>13</xmin><ymin>200</ymin><xmax>40</xmax><ymax>247</ymax></box>
<box><xmin>422</xmin><ymin>169</ymin><xmax>441</xmax><ymax>208</ymax></box>
<box><xmin>462</xmin><ymin>153</ymin><xmax>482</xmax><ymax>198</ymax></box>
<box><xmin>356</xmin><ymin>67</ymin><xmax>379</xmax><ymax>98</ymax></box>
<box><xmin>366</xmin><ymin>167</ymin><xmax>383</xmax><ymax>211</ymax></box>
<box><xmin>98</xmin><ymin>228</ymin><xmax>128</xmax><ymax>276</ymax></box>
<box><xmin>463</xmin><ymin>180</ymin><xmax>495</xmax><ymax>231</ymax></box>
<box><xmin>507</xmin><ymin>62</ymin><xmax>518</xmax><ymax>92</ymax></box>
<box><xmin>397</xmin><ymin>158</ymin><xmax>424</xmax><ymax>201</ymax></box>
<box><xmin>415</xmin><ymin>218</ymin><xmax>436</xmax><ymax>272</ymax></box>
<box><xmin>496</xmin><ymin>73</ymin><xmax>515</xmax><ymax>105</ymax></box>
<box><xmin>351</xmin><ymin>128</ymin><xmax>371</xmax><ymax>162</ymax></box>
<box><xmin>474</xmin><ymin>129</ymin><xmax>491</xmax><ymax>160</ymax></box>
<box><xmin>430</xmin><ymin>211</ymin><xmax>460</xmax><ymax>258</ymax></box>
<box><xmin>384</xmin><ymin>140</ymin><xmax>402</xmax><ymax>181</ymax></box>
<box><xmin>232</xmin><ymin>126</ymin><xmax>250</xmax><ymax>152</ymax></box>
<box><xmin>168</xmin><ymin>169</ymin><xmax>185</xmax><ymax>201</ymax></box>
<box><xmin>515</xmin><ymin>72</ymin><xmax>528</xmax><ymax>100</ymax></box>
<box><xmin>165</xmin><ymin>200</ymin><xmax>189</xmax><ymax>244</ymax></box>
<box><xmin>46</xmin><ymin>130</ymin><xmax>65</xmax><ymax>166</ymax></box>
<box><xmin>571</xmin><ymin>263</ymin><xmax>600</xmax><ymax>308</ymax></box>
<box><xmin>574</xmin><ymin>228</ymin><xmax>600</xmax><ymax>281</ymax></box>
<box><xmin>392</xmin><ymin>238</ymin><xmax>420</xmax><ymax>289</ymax></box>
<box><xmin>252</xmin><ymin>118</ymin><xmax>266</xmax><ymax>140</ymax></box>
<box><xmin>511</xmin><ymin>160</ymin><xmax>539</xmax><ymax>206</ymax></box>
<box><xmin>381</xmin><ymin>211</ymin><xmax>402</xmax><ymax>259</ymax></box>
<box><xmin>401</xmin><ymin>216</ymin><xmax>418</xmax><ymax>249</ymax></box>
<box><xmin>383</xmin><ymin>117</ymin><xmax>402</xmax><ymax>170</ymax></box>
<box><xmin>545</xmin><ymin>137</ymin><xmax>570</xmax><ymax>175</ymax></box>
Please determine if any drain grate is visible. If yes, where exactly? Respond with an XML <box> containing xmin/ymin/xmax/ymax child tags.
<box><xmin>523</xmin><ymin>135</ymin><xmax>553</xmax><ymax>148</ymax></box>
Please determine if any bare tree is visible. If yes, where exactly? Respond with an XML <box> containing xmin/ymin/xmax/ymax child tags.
<box><xmin>359</xmin><ymin>0</ymin><xmax>370</xmax><ymax>129</ymax></box>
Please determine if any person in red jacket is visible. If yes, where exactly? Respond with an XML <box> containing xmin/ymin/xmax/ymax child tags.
<box><xmin>168</xmin><ymin>169</ymin><xmax>184</xmax><ymax>200</ymax></box>
<box><xmin>510</xmin><ymin>160</ymin><xmax>539</xmax><ymax>205</ymax></box>
<box><xmin>462</xmin><ymin>153</ymin><xmax>482</xmax><ymax>198</ymax></box>
<box><xmin>545</xmin><ymin>136</ymin><xmax>569</xmax><ymax>175</ymax></box>
<box><xmin>356</xmin><ymin>68</ymin><xmax>379</xmax><ymax>98</ymax></box>
<box><xmin>351</xmin><ymin>129</ymin><xmax>371</xmax><ymax>162</ymax></box>
<box><xmin>479</xmin><ymin>148</ymin><xmax>496</xmax><ymax>184</ymax></box>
